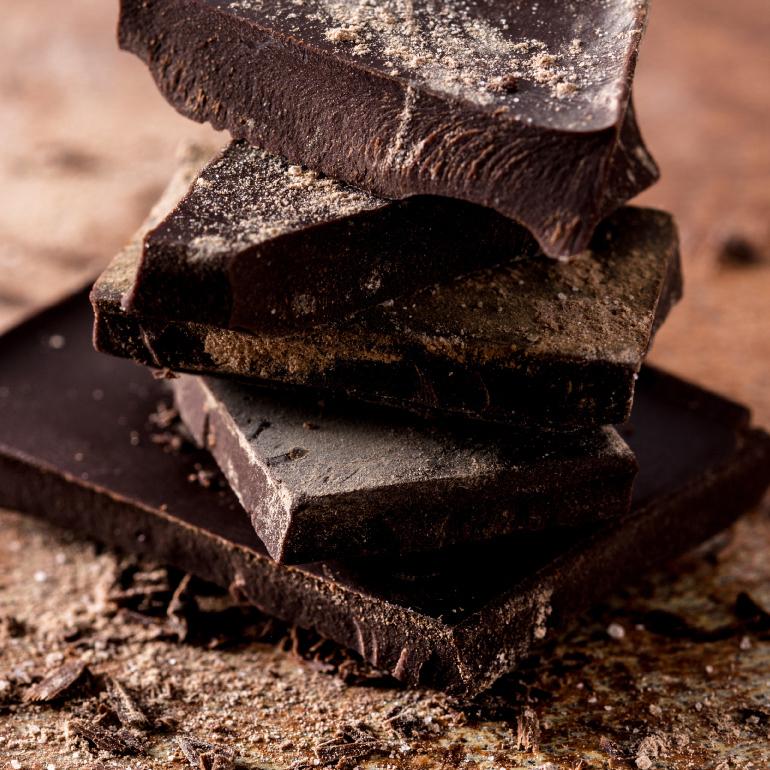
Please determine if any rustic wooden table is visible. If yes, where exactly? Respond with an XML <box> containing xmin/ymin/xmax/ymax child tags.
<box><xmin>0</xmin><ymin>1</ymin><xmax>768</xmax><ymax>768</ymax></box>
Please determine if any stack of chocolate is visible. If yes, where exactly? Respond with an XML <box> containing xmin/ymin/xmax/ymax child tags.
<box><xmin>1</xmin><ymin>0</ymin><xmax>769</xmax><ymax>697</ymax></box>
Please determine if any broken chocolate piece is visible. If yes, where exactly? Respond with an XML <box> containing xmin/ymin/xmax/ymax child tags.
<box><xmin>3</xmin><ymin>292</ymin><xmax>770</xmax><ymax>696</ymax></box>
<box><xmin>92</xmin><ymin>156</ymin><xmax>682</xmax><ymax>430</ymax></box>
<box><xmin>118</xmin><ymin>0</ymin><xmax>658</xmax><ymax>257</ymax></box>
<box><xmin>131</xmin><ymin>141</ymin><xmax>540</xmax><ymax>333</ymax></box>
<box><xmin>174</xmin><ymin>373</ymin><xmax>636</xmax><ymax>562</ymax></box>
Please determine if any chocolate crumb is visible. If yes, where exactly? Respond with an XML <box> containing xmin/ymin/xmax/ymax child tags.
<box><xmin>488</xmin><ymin>74</ymin><xmax>518</xmax><ymax>93</ymax></box>
<box><xmin>718</xmin><ymin>234</ymin><xmax>765</xmax><ymax>265</ymax></box>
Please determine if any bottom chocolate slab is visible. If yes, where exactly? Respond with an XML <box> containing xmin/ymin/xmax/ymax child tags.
<box><xmin>1</xmin><ymin>292</ymin><xmax>769</xmax><ymax>697</ymax></box>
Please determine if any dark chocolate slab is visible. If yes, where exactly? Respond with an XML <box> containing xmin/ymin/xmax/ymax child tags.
<box><xmin>173</xmin><ymin>373</ymin><xmax>635</xmax><ymax>563</ymax></box>
<box><xmin>92</xmin><ymin>159</ymin><xmax>682</xmax><ymax>431</ymax></box>
<box><xmin>3</xmin><ymin>292</ymin><xmax>770</xmax><ymax>696</ymax></box>
<box><xmin>118</xmin><ymin>0</ymin><xmax>658</xmax><ymax>257</ymax></box>
<box><xmin>131</xmin><ymin>141</ymin><xmax>540</xmax><ymax>333</ymax></box>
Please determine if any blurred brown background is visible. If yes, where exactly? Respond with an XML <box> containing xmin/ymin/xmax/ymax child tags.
<box><xmin>1</xmin><ymin>0</ymin><xmax>768</xmax><ymax>425</ymax></box>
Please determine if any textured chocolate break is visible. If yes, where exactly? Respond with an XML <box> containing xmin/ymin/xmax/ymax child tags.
<box><xmin>3</xmin><ymin>292</ymin><xmax>770</xmax><ymax>696</ymax></box>
<box><xmin>173</xmin><ymin>373</ymin><xmax>635</xmax><ymax>563</ymax></box>
<box><xmin>91</xmin><ymin>157</ymin><xmax>682</xmax><ymax>430</ymax></box>
<box><xmin>118</xmin><ymin>0</ymin><xmax>658</xmax><ymax>257</ymax></box>
<box><xmin>130</xmin><ymin>141</ymin><xmax>540</xmax><ymax>333</ymax></box>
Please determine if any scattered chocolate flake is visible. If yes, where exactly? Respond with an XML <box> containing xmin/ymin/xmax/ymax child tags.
<box><xmin>515</xmin><ymin>706</ymin><xmax>540</xmax><ymax>751</ymax></box>
<box><xmin>166</xmin><ymin>573</ymin><xmax>194</xmax><ymax>642</ymax></box>
<box><xmin>105</xmin><ymin>676</ymin><xmax>150</xmax><ymax>730</ymax></box>
<box><xmin>22</xmin><ymin>660</ymin><xmax>88</xmax><ymax>703</ymax></box>
<box><xmin>336</xmin><ymin>657</ymin><xmax>393</xmax><ymax>688</ymax></box>
<box><xmin>177</xmin><ymin>734</ymin><xmax>236</xmax><ymax>770</ymax></box>
<box><xmin>314</xmin><ymin>723</ymin><xmax>384</xmax><ymax>768</ymax></box>
<box><xmin>70</xmin><ymin>720</ymin><xmax>144</xmax><ymax>755</ymax></box>
<box><xmin>635</xmin><ymin>733</ymin><xmax>669</xmax><ymax>769</ymax></box>
<box><xmin>599</xmin><ymin>735</ymin><xmax>626</xmax><ymax>760</ymax></box>
<box><xmin>736</xmin><ymin>706</ymin><xmax>770</xmax><ymax>730</ymax></box>
<box><xmin>108</xmin><ymin>563</ymin><xmax>175</xmax><ymax>614</ymax></box>
<box><xmin>384</xmin><ymin>705</ymin><xmax>442</xmax><ymax>740</ymax></box>
<box><xmin>0</xmin><ymin>615</ymin><xmax>27</xmax><ymax>639</ymax></box>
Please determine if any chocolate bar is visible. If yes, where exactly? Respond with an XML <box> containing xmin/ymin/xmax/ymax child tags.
<box><xmin>118</xmin><ymin>0</ymin><xmax>658</xmax><ymax>257</ymax></box>
<box><xmin>130</xmin><ymin>141</ymin><xmax>540</xmax><ymax>333</ymax></box>
<box><xmin>4</xmin><ymin>292</ymin><xmax>770</xmax><ymax>696</ymax></box>
<box><xmin>173</xmin><ymin>373</ymin><xmax>636</xmax><ymax>563</ymax></box>
<box><xmin>91</xmin><ymin>158</ymin><xmax>682</xmax><ymax>431</ymax></box>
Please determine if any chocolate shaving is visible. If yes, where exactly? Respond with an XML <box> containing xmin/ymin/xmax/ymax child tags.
<box><xmin>515</xmin><ymin>706</ymin><xmax>540</xmax><ymax>752</ymax></box>
<box><xmin>105</xmin><ymin>676</ymin><xmax>150</xmax><ymax>731</ymax></box>
<box><xmin>314</xmin><ymin>724</ymin><xmax>384</xmax><ymax>767</ymax></box>
<box><xmin>176</xmin><ymin>734</ymin><xmax>236</xmax><ymax>770</ymax></box>
<box><xmin>71</xmin><ymin>720</ymin><xmax>144</xmax><ymax>755</ymax></box>
<box><xmin>384</xmin><ymin>706</ymin><xmax>437</xmax><ymax>739</ymax></box>
<box><xmin>22</xmin><ymin>660</ymin><xmax>88</xmax><ymax>703</ymax></box>
<box><xmin>166</xmin><ymin>573</ymin><xmax>194</xmax><ymax>642</ymax></box>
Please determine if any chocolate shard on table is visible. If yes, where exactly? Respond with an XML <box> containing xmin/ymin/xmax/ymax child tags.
<box><xmin>173</xmin><ymin>373</ymin><xmax>636</xmax><ymax>563</ymax></box>
<box><xmin>3</xmin><ymin>291</ymin><xmax>770</xmax><ymax>696</ymax></box>
<box><xmin>130</xmin><ymin>141</ymin><xmax>541</xmax><ymax>334</ymax></box>
<box><xmin>118</xmin><ymin>0</ymin><xmax>658</xmax><ymax>258</ymax></box>
<box><xmin>91</xmin><ymin>154</ymin><xmax>682</xmax><ymax>431</ymax></box>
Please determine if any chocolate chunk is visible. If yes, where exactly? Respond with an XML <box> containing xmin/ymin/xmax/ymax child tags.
<box><xmin>3</xmin><ymin>292</ymin><xmax>770</xmax><ymax>696</ymax></box>
<box><xmin>130</xmin><ymin>141</ymin><xmax>540</xmax><ymax>333</ymax></box>
<box><xmin>117</xmin><ymin>0</ymin><xmax>658</xmax><ymax>257</ymax></box>
<box><xmin>173</xmin><ymin>373</ymin><xmax>636</xmax><ymax>563</ymax></box>
<box><xmin>91</xmin><ymin>157</ymin><xmax>682</xmax><ymax>431</ymax></box>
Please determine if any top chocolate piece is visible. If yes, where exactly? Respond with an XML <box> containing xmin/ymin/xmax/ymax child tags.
<box><xmin>118</xmin><ymin>0</ymin><xmax>658</xmax><ymax>257</ymax></box>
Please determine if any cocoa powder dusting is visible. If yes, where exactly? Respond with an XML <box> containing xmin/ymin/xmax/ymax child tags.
<box><xmin>1</xmin><ymin>498</ymin><xmax>769</xmax><ymax>768</ymax></box>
